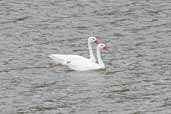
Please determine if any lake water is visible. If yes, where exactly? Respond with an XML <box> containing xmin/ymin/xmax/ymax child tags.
<box><xmin>0</xmin><ymin>0</ymin><xmax>171</xmax><ymax>114</ymax></box>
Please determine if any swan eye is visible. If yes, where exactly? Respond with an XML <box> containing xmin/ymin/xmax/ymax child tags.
<box><xmin>92</xmin><ymin>38</ymin><xmax>96</xmax><ymax>41</ymax></box>
<box><xmin>100</xmin><ymin>44</ymin><xmax>105</xmax><ymax>48</ymax></box>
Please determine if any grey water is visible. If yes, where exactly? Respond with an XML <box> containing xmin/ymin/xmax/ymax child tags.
<box><xmin>0</xmin><ymin>0</ymin><xmax>171</xmax><ymax>114</ymax></box>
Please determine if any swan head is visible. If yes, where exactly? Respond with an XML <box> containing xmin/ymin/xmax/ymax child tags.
<box><xmin>88</xmin><ymin>36</ymin><xmax>100</xmax><ymax>44</ymax></box>
<box><xmin>98</xmin><ymin>43</ymin><xmax>109</xmax><ymax>51</ymax></box>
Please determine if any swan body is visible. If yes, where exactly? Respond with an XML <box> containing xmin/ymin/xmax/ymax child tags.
<box><xmin>49</xmin><ymin>36</ymin><xmax>99</xmax><ymax>65</ymax></box>
<box><xmin>66</xmin><ymin>55</ymin><xmax>104</xmax><ymax>71</ymax></box>
<box><xmin>49</xmin><ymin>43</ymin><xmax>108</xmax><ymax>71</ymax></box>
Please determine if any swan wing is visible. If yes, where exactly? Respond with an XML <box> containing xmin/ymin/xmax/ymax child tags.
<box><xmin>49</xmin><ymin>54</ymin><xmax>73</xmax><ymax>65</ymax></box>
<box><xmin>49</xmin><ymin>54</ymin><xmax>87</xmax><ymax>65</ymax></box>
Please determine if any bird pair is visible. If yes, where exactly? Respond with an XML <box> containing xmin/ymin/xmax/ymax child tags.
<box><xmin>49</xmin><ymin>36</ymin><xmax>108</xmax><ymax>71</ymax></box>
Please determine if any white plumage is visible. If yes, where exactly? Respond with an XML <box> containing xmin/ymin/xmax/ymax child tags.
<box><xmin>49</xmin><ymin>37</ymin><xmax>108</xmax><ymax>71</ymax></box>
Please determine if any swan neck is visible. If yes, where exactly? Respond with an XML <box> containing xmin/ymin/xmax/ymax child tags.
<box><xmin>88</xmin><ymin>40</ymin><xmax>95</xmax><ymax>62</ymax></box>
<box><xmin>97</xmin><ymin>47</ymin><xmax>105</xmax><ymax>67</ymax></box>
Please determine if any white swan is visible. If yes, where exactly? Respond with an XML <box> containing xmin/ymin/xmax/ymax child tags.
<box><xmin>50</xmin><ymin>43</ymin><xmax>108</xmax><ymax>71</ymax></box>
<box><xmin>49</xmin><ymin>36</ymin><xmax>100</xmax><ymax>65</ymax></box>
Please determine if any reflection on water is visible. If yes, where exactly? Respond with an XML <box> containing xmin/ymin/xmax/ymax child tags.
<box><xmin>0</xmin><ymin>0</ymin><xmax>171</xmax><ymax>114</ymax></box>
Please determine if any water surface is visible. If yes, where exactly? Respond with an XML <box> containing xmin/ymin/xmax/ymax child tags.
<box><xmin>0</xmin><ymin>0</ymin><xmax>171</xmax><ymax>114</ymax></box>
